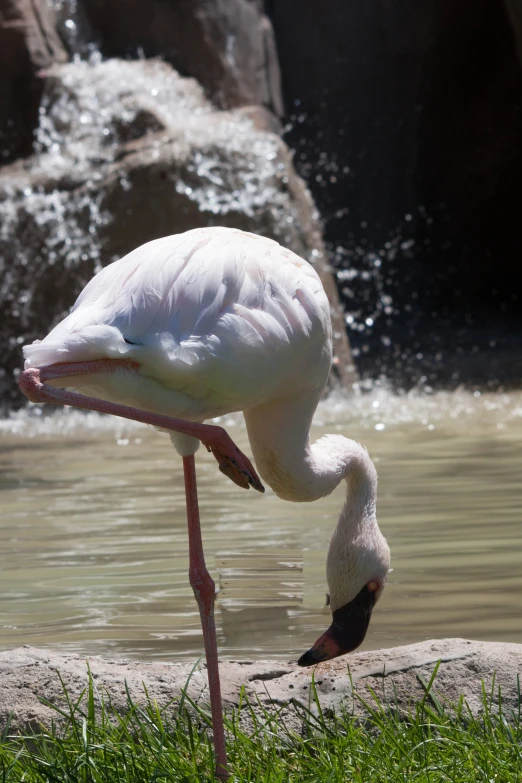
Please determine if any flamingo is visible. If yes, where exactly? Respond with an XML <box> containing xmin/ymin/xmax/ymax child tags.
<box><xmin>19</xmin><ymin>226</ymin><xmax>390</xmax><ymax>780</ymax></box>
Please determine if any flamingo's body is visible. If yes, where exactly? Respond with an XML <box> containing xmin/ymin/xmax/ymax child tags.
<box><xmin>21</xmin><ymin>227</ymin><xmax>390</xmax><ymax>780</ymax></box>
<box><xmin>25</xmin><ymin>228</ymin><xmax>331</xmax><ymax>429</ymax></box>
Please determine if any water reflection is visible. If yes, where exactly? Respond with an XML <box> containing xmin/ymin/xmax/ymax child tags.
<box><xmin>1</xmin><ymin>388</ymin><xmax>521</xmax><ymax>660</ymax></box>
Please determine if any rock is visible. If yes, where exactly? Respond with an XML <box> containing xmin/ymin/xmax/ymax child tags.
<box><xmin>0</xmin><ymin>0</ymin><xmax>67</xmax><ymax>163</ymax></box>
<box><xmin>1</xmin><ymin>639</ymin><xmax>521</xmax><ymax>736</ymax></box>
<box><xmin>0</xmin><ymin>59</ymin><xmax>354</xmax><ymax>409</ymax></box>
<box><xmin>81</xmin><ymin>0</ymin><xmax>283</xmax><ymax>121</ymax></box>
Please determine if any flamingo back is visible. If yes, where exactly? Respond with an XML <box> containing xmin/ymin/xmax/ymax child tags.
<box><xmin>24</xmin><ymin>227</ymin><xmax>333</xmax><ymax>419</ymax></box>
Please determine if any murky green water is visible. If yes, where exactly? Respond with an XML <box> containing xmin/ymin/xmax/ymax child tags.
<box><xmin>1</xmin><ymin>389</ymin><xmax>521</xmax><ymax>661</ymax></box>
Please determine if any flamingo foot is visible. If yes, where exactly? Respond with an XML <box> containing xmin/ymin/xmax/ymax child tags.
<box><xmin>201</xmin><ymin>428</ymin><xmax>264</xmax><ymax>493</ymax></box>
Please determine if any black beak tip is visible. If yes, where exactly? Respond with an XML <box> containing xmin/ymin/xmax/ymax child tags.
<box><xmin>297</xmin><ymin>649</ymin><xmax>320</xmax><ymax>667</ymax></box>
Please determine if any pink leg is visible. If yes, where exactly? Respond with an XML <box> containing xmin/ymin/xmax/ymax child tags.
<box><xmin>19</xmin><ymin>362</ymin><xmax>264</xmax><ymax>493</ymax></box>
<box><xmin>183</xmin><ymin>455</ymin><xmax>229</xmax><ymax>781</ymax></box>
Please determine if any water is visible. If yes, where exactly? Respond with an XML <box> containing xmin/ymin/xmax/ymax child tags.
<box><xmin>1</xmin><ymin>389</ymin><xmax>521</xmax><ymax>662</ymax></box>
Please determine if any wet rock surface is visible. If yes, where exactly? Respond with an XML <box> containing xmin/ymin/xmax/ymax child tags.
<box><xmin>1</xmin><ymin>639</ymin><xmax>521</xmax><ymax>735</ymax></box>
<box><xmin>80</xmin><ymin>0</ymin><xmax>283</xmax><ymax>123</ymax></box>
<box><xmin>0</xmin><ymin>0</ymin><xmax>67</xmax><ymax>162</ymax></box>
<box><xmin>0</xmin><ymin>58</ymin><xmax>353</xmax><ymax>409</ymax></box>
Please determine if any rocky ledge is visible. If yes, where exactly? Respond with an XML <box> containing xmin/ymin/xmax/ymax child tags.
<box><xmin>1</xmin><ymin>639</ymin><xmax>521</xmax><ymax>735</ymax></box>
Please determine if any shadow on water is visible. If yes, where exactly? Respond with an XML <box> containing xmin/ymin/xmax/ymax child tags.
<box><xmin>0</xmin><ymin>387</ymin><xmax>521</xmax><ymax>661</ymax></box>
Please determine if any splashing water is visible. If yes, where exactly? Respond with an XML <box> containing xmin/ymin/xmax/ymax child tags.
<box><xmin>3</xmin><ymin>385</ymin><xmax>521</xmax><ymax>439</ymax></box>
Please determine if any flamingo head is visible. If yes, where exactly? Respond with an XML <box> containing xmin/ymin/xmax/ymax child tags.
<box><xmin>298</xmin><ymin>518</ymin><xmax>390</xmax><ymax>666</ymax></box>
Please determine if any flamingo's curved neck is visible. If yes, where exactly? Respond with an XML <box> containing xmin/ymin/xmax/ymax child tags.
<box><xmin>244</xmin><ymin>392</ymin><xmax>376</xmax><ymax>505</ymax></box>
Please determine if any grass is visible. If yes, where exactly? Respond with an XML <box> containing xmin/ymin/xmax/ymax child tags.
<box><xmin>0</xmin><ymin>662</ymin><xmax>521</xmax><ymax>782</ymax></box>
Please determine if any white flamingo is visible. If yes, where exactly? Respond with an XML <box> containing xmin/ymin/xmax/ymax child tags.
<box><xmin>20</xmin><ymin>226</ymin><xmax>390</xmax><ymax>780</ymax></box>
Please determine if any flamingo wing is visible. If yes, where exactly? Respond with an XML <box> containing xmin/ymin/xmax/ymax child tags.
<box><xmin>24</xmin><ymin>227</ymin><xmax>332</xmax><ymax>418</ymax></box>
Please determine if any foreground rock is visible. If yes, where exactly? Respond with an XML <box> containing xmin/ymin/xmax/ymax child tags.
<box><xmin>1</xmin><ymin>639</ymin><xmax>521</xmax><ymax>735</ymax></box>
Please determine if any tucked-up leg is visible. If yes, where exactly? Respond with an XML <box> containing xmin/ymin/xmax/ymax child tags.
<box><xmin>19</xmin><ymin>362</ymin><xmax>264</xmax><ymax>493</ymax></box>
<box><xmin>183</xmin><ymin>455</ymin><xmax>229</xmax><ymax>781</ymax></box>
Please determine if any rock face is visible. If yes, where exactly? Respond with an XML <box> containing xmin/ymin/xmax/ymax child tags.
<box><xmin>0</xmin><ymin>0</ymin><xmax>67</xmax><ymax>162</ymax></box>
<box><xmin>0</xmin><ymin>58</ymin><xmax>353</xmax><ymax>409</ymax></box>
<box><xmin>80</xmin><ymin>0</ymin><xmax>283</xmax><ymax>125</ymax></box>
<box><xmin>1</xmin><ymin>639</ymin><xmax>521</xmax><ymax>735</ymax></box>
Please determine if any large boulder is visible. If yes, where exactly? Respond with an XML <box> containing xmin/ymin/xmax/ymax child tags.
<box><xmin>0</xmin><ymin>59</ymin><xmax>353</xmax><ymax>409</ymax></box>
<box><xmin>0</xmin><ymin>0</ymin><xmax>67</xmax><ymax>163</ymax></box>
<box><xmin>80</xmin><ymin>0</ymin><xmax>283</xmax><ymax>126</ymax></box>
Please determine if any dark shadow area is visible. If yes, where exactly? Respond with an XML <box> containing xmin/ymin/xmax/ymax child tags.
<box><xmin>268</xmin><ymin>0</ymin><xmax>522</xmax><ymax>388</ymax></box>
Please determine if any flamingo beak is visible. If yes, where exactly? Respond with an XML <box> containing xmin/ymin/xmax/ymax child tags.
<box><xmin>297</xmin><ymin>584</ymin><xmax>376</xmax><ymax>666</ymax></box>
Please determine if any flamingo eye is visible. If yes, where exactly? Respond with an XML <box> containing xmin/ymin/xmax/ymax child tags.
<box><xmin>367</xmin><ymin>580</ymin><xmax>379</xmax><ymax>592</ymax></box>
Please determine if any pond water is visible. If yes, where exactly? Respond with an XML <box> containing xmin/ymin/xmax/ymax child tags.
<box><xmin>1</xmin><ymin>388</ymin><xmax>521</xmax><ymax>662</ymax></box>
